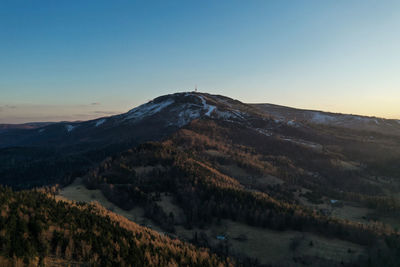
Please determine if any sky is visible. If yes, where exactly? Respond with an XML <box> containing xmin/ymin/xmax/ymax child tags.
<box><xmin>0</xmin><ymin>0</ymin><xmax>399</xmax><ymax>123</ymax></box>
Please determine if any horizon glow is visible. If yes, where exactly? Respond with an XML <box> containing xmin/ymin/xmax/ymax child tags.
<box><xmin>1</xmin><ymin>1</ymin><xmax>399</xmax><ymax>123</ymax></box>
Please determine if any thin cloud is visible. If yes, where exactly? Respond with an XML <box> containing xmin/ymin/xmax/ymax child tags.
<box><xmin>93</xmin><ymin>111</ymin><xmax>118</xmax><ymax>115</ymax></box>
<box><xmin>5</xmin><ymin>105</ymin><xmax>17</xmax><ymax>109</ymax></box>
<box><xmin>74</xmin><ymin>113</ymin><xmax>94</xmax><ymax>117</ymax></box>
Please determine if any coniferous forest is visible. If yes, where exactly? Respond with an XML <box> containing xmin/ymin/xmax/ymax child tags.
<box><xmin>0</xmin><ymin>186</ymin><xmax>233</xmax><ymax>266</ymax></box>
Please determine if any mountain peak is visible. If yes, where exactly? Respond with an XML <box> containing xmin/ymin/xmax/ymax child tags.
<box><xmin>119</xmin><ymin>92</ymin><xmax>253</xmax><ymax>127</ymax></box>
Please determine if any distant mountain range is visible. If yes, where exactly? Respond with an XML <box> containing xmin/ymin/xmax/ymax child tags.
<box><xmin>2</xmin><ymin>92</ymin><xmax>399</xmax><ymax>148</ymax></box>
<box><xmin>253</xmin><ymin>103</ymin><xmax>400</xmax><ymax>136</ymax></box>
<box><xmin>0</xmin><ymin>122</ymin><xmax>54</xmax><ymax>132</ymax></box>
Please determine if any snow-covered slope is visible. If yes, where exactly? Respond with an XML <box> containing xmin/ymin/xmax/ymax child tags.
<box><xmin>115</xmin><ymin>92</ymin><xmax>258</xmax><ymax>127</ymax></box>
<box><xmin>124</xmin><ymin>98</ymin><xmax>175</xmax><ymax>121</ymax></box>
<box><xmin>253</xmin><ymin>103</ymin><xmax>400</xmax><ymax>136</ymax></box>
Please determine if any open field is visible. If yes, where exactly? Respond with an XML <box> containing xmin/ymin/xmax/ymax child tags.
<box><xmin>59</xmin><ymin>178</ymin><xmax>366</xmax><ymax>266</ymax></box>
<box><xmin>58</xmin><ymin>178</ymin><xmax>162</xmax><ymax>232</ymax></box>
<box><xmin>175</xmin><ymin>219</ymin><xmax>365</xmax><ymax>266</ymax></box>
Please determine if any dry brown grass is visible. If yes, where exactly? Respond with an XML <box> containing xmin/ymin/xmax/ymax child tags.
<box><xmin>156</xmin><ymin>193</ymin><xmax>185</xmax><ymax>224</ymax></box>
<box><xmin>331</xmin><ymin>203</ymin><xmax>371</xmax><ymax>223</ymax></box>
<box><xmin>0</xmin><ymin>256</ymin><xmax>83</xmax><ymax>267</ymax></box>
<box><xmin>331</xmin><ymin>159</ymin><xmax>361</xmax><ymax>171</ymax></box>
<box><xmin>59</xmin><ymin>178</ymin><xmax>368</xmax><ymax>266</ymax></box>
<box><xmin>58</xmin><ymin>178</ymin><xmax>162</xmax><ymax>231</ymax></box>
<box><xmin>218</xmin><ymin>164</ymin><xmax>284</xmax><ymax>188</ymax></box>
<box><xmin>175</xmin><ymin>219</ymin><xmax>365</xmax><ymax>265</ymax></box>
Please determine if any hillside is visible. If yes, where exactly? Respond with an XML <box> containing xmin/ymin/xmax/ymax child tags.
<box><xmin>0</xmin><ymin>186</ymin><xmax>233</xmax><ymax>266</ymax></box>
<box><xmin>253</xmin><ymin>103</ymin><xmax>400</xmax><ymax>136</ymax></box>
<box><xmin>1</xmin><ymin>92</ymin><xmax>400</xmax><ymax>266</ymax></box>
<box><xmin>77</xmin><ymin>119</ymin><xmax>400</xmax><ymax>266</ymax></box>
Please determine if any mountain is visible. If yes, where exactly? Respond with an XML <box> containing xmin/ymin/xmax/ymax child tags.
<box><xmin>0</xmin><ymin>122</ymin><xmax>54</xmax><ymax>133</ymax></box>
<box><xmin>253</xmin><ymin>103</ymin><xmax>400</xmax><ymax>136</ymax></box>
<box><xmin>2</xmin><ymin>92</ymin><xmax>400</xmax><ymax>266</ymax></box>
<box><xmin>0</xmin><ymin>93</ymin><xmax>264</xmax><ymax>148</ymax></box>
<box><xmin>0</xmin><ymin>92</ymin><xmax>268</xmax><ymax>188</ymax></box>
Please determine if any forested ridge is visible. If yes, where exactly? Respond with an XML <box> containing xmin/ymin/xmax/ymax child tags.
<box><xmin>85</xmin><ymin>142</ymin><xmax>395</xmax><ymax>242</ymax></box>
<box><xmin>0</xmin><ymin>187</ymin><xmax>233</xmax><ymax>267</ymax></box>
<box><xmin>84</xmin><ymin>119</ymin><xmax>400</xmax><ymax>266</ymax></box>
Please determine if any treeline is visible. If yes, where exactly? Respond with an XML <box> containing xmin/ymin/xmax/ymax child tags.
<box><xmin>0</xmin><ymin>186</ymin><xmax>233</xmax><ymax>267</ymax></box>
<box><xmin>0</xmin><ymin>141</ymin><xmax>139</xmax><ymax>189</ymax></box>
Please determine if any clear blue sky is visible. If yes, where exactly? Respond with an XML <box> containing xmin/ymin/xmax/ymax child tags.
<box><xmin>1</xmin><ymin>0</ymin><xmax>399</xmax><ymax>123</ymax></box>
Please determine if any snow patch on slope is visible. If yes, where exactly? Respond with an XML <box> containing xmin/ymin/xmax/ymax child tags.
<box><xmin>95</xmin><ymin>119</ymin><xmax>106</xmax><ymax>127</ymax></box>
<box><xmin>125</xmin><ymin>99</ymin><xmax>174</xmax><ymax>121</ymax></box>
<box><xmin>282</xmin><ymin>137</ymin><xmax>322</xmax><ymax>151</ymax></box>
<box><xmin>255</xmin><ymin>128</ymin><xmax>272</xmax><ymax>137</ymax></box>
<box><xmin>197</xmin><ymin>95</ymin><xmax>216</xmax><ymax>117</ymax></box>
<box><xmin>215</xmin><ymin>111</ymin><xmax>234</xmax><ymax>119</ymax></box>
<box><xmin>309</xmin><ymin>111</ymin><xmax>388</xmax><ymax>127</ymax></box>
<box><xmin>176</xmin><ymin>106</ymin><xmax>202</xmax><ymax>127</ymax></box>
<box><xmin>351</xmin><ymin>116</ymin><xmax>370</xmax><ymax>122</ymax></box>
<box><xmin>185</xmin><ymin>93</ymin><xmax>246</xmax><ymax>121</ymax></box>
<box><xmin>311</xmin><ymin>112</ymin><xmax>336</xmax><ymax>123</ymax></box>
<box><xmin>66</xmin><ymin>125</ymin><xmax>76</xmax><ymax>132</ymax></box>
<box><xmin>205</xmin><ymin>106</ymin><xmax>216</xmax><ymax>116</ymax></box>
<box><xmin>214</xmin><ymin>110</ymin><xmax>246</xmax><ymax>120</ymax></box>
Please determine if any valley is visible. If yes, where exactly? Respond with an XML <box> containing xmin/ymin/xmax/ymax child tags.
<box><xmin>59</xmin><ymin>178</ymin><xmax>367</xmax><ymax>266</ymax></box>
